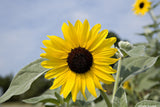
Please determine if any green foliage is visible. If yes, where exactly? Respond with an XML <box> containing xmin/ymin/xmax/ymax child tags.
<box><xmin>112</xmin><ymin>88</ymin><xmax>128</xmax><ymax>107</ymax></box>
<box><xmin>0</xmin><ymin>58</ymin><xmax>49</xmax><ymax>103</ymax></box>
<box><xmin>135</xmin><ymin>100</ymin><xmax>160</xmax><ymax>107</ymax></box>
<box><xmin>0</xmin><ymin>74</ymin><xmax>13</xmax><ymax>93</ymax></box>
<box><xmin>133</xmin><ymin>66</ymin><xmax>160</xmax><ymax>92</ymax></box>
<box><xmin>151</xmin><ymin>1</ymin><xmax>160</xmax><ymax>9</ymax></box>
<box><xmin>115</xmin><ymin>56</ymin><xmax>158</xmax><ymax>85</ymax></box>
<box><xmin>23</xmin><ymin>88</ymin><xmax>61</xmax><ymax>106</ymax></box>
<box><xmin>22</xmin><ymin>84</ymin><xmax>101</xmax><ymax>107</ymax></box>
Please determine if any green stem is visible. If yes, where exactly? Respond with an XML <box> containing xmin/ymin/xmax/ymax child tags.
<box><xmin>67</xmin><ymin>101</ymin><xmax>70</xmax><ymax>107</ymax></box>
<box><xmin>148</xmin><ymin>10</ymin><xmax>160</xmax><ymax>39</ymax></box>
<box><xmin>100</xmin><ymin>90</ymin><xmax>112</xmax><ymax>107</ymax></box>
<box><xmin>112</xmin><ymin>57</ymin><xmax>122</xmax><ymax>102</ymax></box>
<box><xmin>149</xmin><ymin>10</ymin><xmax>157</xmax><ymax>24</ymax></box>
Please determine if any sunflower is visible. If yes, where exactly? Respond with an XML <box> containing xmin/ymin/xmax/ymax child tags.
<box><xmin>40</xmin><ymin>20</ymin><xmax>118</xmax><ymax>102</ymax></box>
<box><xmin>133</xmin><ymin>0</ymin><xmax>151</xmax><ymax>15</ymax></box>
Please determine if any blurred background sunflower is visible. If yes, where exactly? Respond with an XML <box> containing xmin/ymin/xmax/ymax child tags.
<box><xmin>133</xmin><ymin>0</ymin><xmax>151</xmax><ymax>15</ymax></box>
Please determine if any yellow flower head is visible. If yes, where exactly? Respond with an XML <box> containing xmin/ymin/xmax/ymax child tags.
<box><xmin>123</xmin><ymin>81</ymin><xmax>131</xmax><ymax>90</ymax></box>
<box><xmin>133</xmin><ymin>0</ymin><xmax>151</xmax><ymax>15</ymax></box>
<box><xmin>40</xmin><ymin>20</ymin><xmax>118</xmax><ymax>102</ymax></box>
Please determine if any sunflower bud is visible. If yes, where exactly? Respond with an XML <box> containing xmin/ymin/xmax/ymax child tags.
<box><xmin>118</xmin><ymin>41</ymin><xmax>133</xmax><ymax>51</ymax></box>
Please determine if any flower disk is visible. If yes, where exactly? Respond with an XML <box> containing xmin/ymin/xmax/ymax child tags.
<box><xmin>67</xmin><ymin>47</ymin><xmax>93</xmax><ymax>74</ymax></box>
<box><xmin>132</xmin><ymin>0</ymin><xmax>151</xmax><ymax>15</ymax></box>
<box><xmin>40</xmin><ymin>19</ymin><xmax>119</xmax><ymax>102</ymax></box>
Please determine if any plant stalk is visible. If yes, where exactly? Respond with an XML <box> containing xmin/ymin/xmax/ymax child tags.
<box><xmin>100</xmin><ymin>90</ymin><xmax>112</xmax><ymax>107</ymax></box>
<box><xmin>112</xmin><ymin>57</ymin><xmax>122</xmax><ymax>102</ymax></box>
<box><xmin>67</xmin><ymin>101</ymin><xmax>70</xmax><ymax>107</ymax></box>
<box><xmin>148</xmin><ymin>10</ymin><xmax>160</xmax><ymax>39</ymax></box>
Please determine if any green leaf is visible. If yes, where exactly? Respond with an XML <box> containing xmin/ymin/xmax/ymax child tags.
<box><xmin>134</xmin><ymin>66</ymin><xmax>160</xmax><ymax>92</ymax></box>
<box><xmin>112</xmin><ymin>88</ymin><xmax>128</xmax><ymax>107</ymax></box>
<box><xmin>93</xmin><ymin>100</ymin><xmax>106</xmax><ymax>107</ymax></box>
<box><xmin>0</xmin><ymin>58</ymin><xmax>49</xmax><ymax>103</ymax></box>
<box><xmin>127</xmin><ymin>45</ymin><xmax>146</xmax><ymax>57</ymax></box>
<box><xmin>76</xmin><ymin>88</ymin><xmax>100</xmax><ymax>102</ymax></box>
<box><xmin>137</xmin><ymin>29</ymin><xmax>160</xmax><ymax>36</ymax></box>
<box><xmin>151</xmin><ymin>1</ymin><xmax>160</xmax><ymax>9</ymax></box>
<box><xmin>23</xmin><ymin>88</ymin><xmax>60</xmax><ymax>105</ymax></box>
<box><xmin>143</xmin><ymin>22</ymin><xmax>160</xmax><ymax>28</ymax></box>
<box><xmin>154</xmin><ymin>56</ymin><xmax>160</xmax><ymax>68</ymax></box>
<box><xmin>135</xmin><ymin>100</ymin><xmax>160</xmax><ymax>107</ymax></box>
<box><xmin>144</xmin><ymin>23</ymin><xmax>160</xmax><ymax>28</ymax></box>
<box><xmin>55</xmin><ymin>92</ymin><xmax>64</xmax><ymax>104</ymax></box>
<box><xmin>156</xmin><ymin>15</ymin><xmax>160</xmax><ymax>19</ymax></box>
<box><xmin>118</xmin><ymin>56</ymin><xmax>158</xmax><ymax>85</ymax></box>
<box><xmin>64</xmin><ymin>93</ymin><xmax>72</xmax><ymax>103</ymax></box>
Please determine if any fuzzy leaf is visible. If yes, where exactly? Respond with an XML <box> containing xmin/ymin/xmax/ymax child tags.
<box><xmin>135</xmin><ymin>100</ymin><xmax>160</xmax><ymax>107</ymax></box>
<box><xmin>112</xmin><ymin>88</ymin><xmax>128</xmax><ymax>107</ymax></box>
<box><xmin>93</xmin><ymin>100</ymin><xmax>106</xmax><ymax>107</ymax></box>
<box><xmin>134</xmin><ymin>66</ymin><xmax>160</xmax><ymax>92</ymax></box>
<box><xmin>118</xmin><ymin>56</ymin><xmax>158</xmax><ymax>85</ymax></box>
<box><xmin>127</xmin><ymin>45</ymin><xmax>146</xmax><ymax>56</ymax></box>
<box><xmin>0</xmin><ymin>58</ymin><xmax>49</xmax><ymax>103</ymax></box>
<box><xmin>23</xmin><ymin>88</ymin><xmax>60</xmax><ymax>105</ymax></box>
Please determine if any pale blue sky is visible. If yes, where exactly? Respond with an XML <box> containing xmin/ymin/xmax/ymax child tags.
<box><xmin>0</xmin><ymin>0</ymin><xmax>158</xmax><ymax>76</ymax></box>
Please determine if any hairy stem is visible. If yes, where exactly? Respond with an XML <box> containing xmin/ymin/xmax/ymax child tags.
<box><xmin>100</xmin><ymin>90</ymin><xmax>112</xmax><ymax>107</ymax></box>
<box><xmin>112</xmin><ymin>57</ymin><xmax>122</xmax><ymax>102</ymax></box>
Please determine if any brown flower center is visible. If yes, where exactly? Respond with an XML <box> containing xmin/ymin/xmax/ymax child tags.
<box><xmin>67</xmin><ymin>47</ymin><xmax>93</xmax><ymax>74</ymax></box>
<box><xmin>139</xmin><ymin>2</ymin><xmax>144</xmax><ymax>8</ymax></box>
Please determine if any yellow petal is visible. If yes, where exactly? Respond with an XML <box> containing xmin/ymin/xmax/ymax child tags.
<box><xmin>60</xmin><ymin>83</ymin><xmax>66</xmax><ymax>95</ymax></box>
<box><xmin>97</xmin><ymin>76</ymin><xmax>113</xmax><ymax>85</ymax></box>
<box><xmin>50</xmin><ymin>70</ymin><xmax>69</xmax><ymax>90</ymax></box>
<box><xmin>41</xmin><ymin>47</ymin><xmax>68</xmax><ymax>59</ymax></box>
<box><xmin>71</xmin><ymin>74</ymin><xmax>81</xmax><ymax>102</ymax></box>
<box><xmin>74</xmin><ymin>20</ymin><xmax>83</xmax><ymax>34</ymax></box>
<box><xmin>45</xmin><ymin>64</ymin><xmax>68</xmax><ymax>79</ymax></box>
<box><xmin>41</xmin><ymin>59</ymin><xmax>67</xmax><ymax>68</ymax></box>
<box><xmin>94</xmin><ymin>65</ymin><xmax>117</xmax><ymax>74</ymax></box>
<box><xmin>81</xmin><ymin>74</ymin><xmax>87</xmax><ymax>100</ymax></box>
<box><xmin>68</xmin><ymin>20</ymin><xmax>79</xmax><ymax>47</ymax></box>
<box><xmin>42</xmin><ymin>40</ymin><xmax>53</xmax><ymax>48</ymax></box>
<box><xmin>47</xmin><ymin>35</ymin><xmax>71</xmax><ymax>52</ymax></box>
<box><xmin>40</xmin><ymin>53</ymin><xmax>47</xmax><ymax>58</ymax></box>
<box><xmin>93</xmin><ymin>68</ymin><xmax>115</xmax><ymax>82</ymax></box>
<box><xmin>92</xmin><ymin>74</ymin><xmax>106</xmax><ymax>92</ymax></box>
<box><xmin>61</xmin><ymin>70</ymin><xmax>76</xmax><ymax>98</ymax></box>
<box><xmin>88</xmin><ymin>30</ymin><xmax>108</xmax><ymax>52</ymax></box>
<box><xmin>93</xmin><ymin>48</ymin><xmax>118</xmax><ymax>57</ymax></box>
<box><xmin>80</xmin><ymin>19</ymin><xmax>90</xmax><ymax>47</ymax></box>
<box><xmin>41</xmin><ymin>60</ymin><xmax>54</xmax><ymax>68</ymax></box>
<box><xmin>86</xmin><ymin>24</ymin><xmax>101</xmax><ymax>49</ymax></box>
<box><xmin>85</xmin><ymin>72</ymin><xmax>97</xmax><ymax>97</ymax></box>
<box><xmin>89</xmin><ymin>24</ymin><xmax>101</xmax><ymax>40</ymax></box>
<box><xmin>94</xmin><ymin>37</ymin><xmax>116</xmax><ymax>52</ymax></box>
<box><xmin>94</xmin><ymin>57</ymin><xmax>119</xmax><ymax>65</ymax></box>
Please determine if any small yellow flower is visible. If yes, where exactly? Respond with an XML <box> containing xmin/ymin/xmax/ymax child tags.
<box><xmin>123</xmin><ymin>81</ymin><xmax>131</xmax><ymax>90</ymax></box>
<box><xmin>133</xmin><ymin>0</ymin><xmax>151</xmax><ymax>15</ymax></box>
<box><xmin>41</xmin><ymin>20</ymin><xmax>118</xmax><ymax>102</ymax></box>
